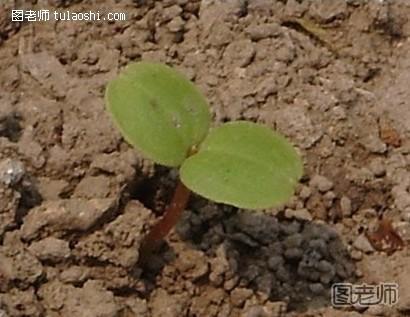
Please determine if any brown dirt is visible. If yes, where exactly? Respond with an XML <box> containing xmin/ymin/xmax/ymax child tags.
<box><xmin>0</xmin><ymin>1</ymin><xmax>410</xmax><ymax>317</ymax></box>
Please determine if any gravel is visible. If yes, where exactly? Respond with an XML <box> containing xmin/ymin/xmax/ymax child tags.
<box><xmin>0</xmin><ymin>159</ymin><xmax>25</xmax><ymax>186</ymax></box>
<box><xmin>353</xmin><ymin>234</ymin><xmax>375</xmax><ymax>253</ymax></box>
<box><xmin>369</xmin><ymin>157</ymin><xmax>386</xmax><ymax>177</ymax></box>
<box><xmin>310</xmin><ymin>175</ymin><xmax>334</xmax><ymax>193</ymax></box>
<box><xmin>285</xmin><ymin>208</ymin><xmax>313</xmax><ymax>221</ymax></box>
<box><xmin>28</xmin><ymin>237</ymin><xmax>71</xmax><ymax>262</ymax></box>
<box><xmin>340</xmin><ymin>196</ymin><xmax>352</xmax><ymax>217</ymax></box>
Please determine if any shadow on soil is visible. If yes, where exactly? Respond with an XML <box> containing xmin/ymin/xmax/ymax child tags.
<box><xmin>139</xmin><ymin>188</ymin><xmax>356</xmax><ymax>311</ymax></box>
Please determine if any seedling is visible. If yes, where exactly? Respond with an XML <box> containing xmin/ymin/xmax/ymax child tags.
<box><xmin>105</xmin><ymin>62</ymin><xmax>303</xmax><ymax>250</ymax></box>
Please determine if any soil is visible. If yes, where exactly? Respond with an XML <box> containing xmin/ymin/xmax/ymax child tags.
<box><xmin>0</xmin><ymin>0</ymin><xmax>410</xmax><ymax>316</ymax></box>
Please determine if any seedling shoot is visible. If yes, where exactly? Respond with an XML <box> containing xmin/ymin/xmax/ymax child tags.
<box><xmin>105</xmin><ymin>62</ymin><xmax>303</xmax><ymax>250</ymax></box>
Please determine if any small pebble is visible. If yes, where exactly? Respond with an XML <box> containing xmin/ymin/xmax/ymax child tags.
<box><xmin>369</xmin><ymin>158</ymin><xmax>385</xmax><ymax>177</ymax></box>
<box><xmin>284</xmin><ymin>248</ymin><xmax>303</xmax><ymax>260</ymax></box>
<box><xmin>361</xmin><ymin>208</ymin><xmax>378</xmax><ymax>219</ymax></box>
<box><xmin>362</xmin><ymin>134</ymin><xmax>386</xmax><ymax>154</ymax></box>
<box><xmin>353</xmin><ymin>234</ymin><xmax>375</xmax><ymax>253</ymax></box>
<box><xmin>323</xmin><ymin>191</ymin><xmax>336</xmax><ymax>208</ymax></box>
<box><xmin>340</xmin><ymin>196</ymin><xmax>352</xmax><ymax>217</ymax></box>
<box><xmin>267</xmin><ymin>256</ymin><xmax>283</xmax><ymax>271</ymax></box>
<box><xmin>283</xmin><ymin>234</ymin><xmax>303</xmax><ymax>248</ymax></box>
<box><xmin>60</xmin><ymin>266</ymin><xmax>89</xmax><ymax>283</ymax></box>
<box><xmin>309</xmin><ymin>283</ymin><xmax>325</xmax><ymax>294</ymax></box>
<box><xmin>350</xmin><ymin>250</ymin><xmax>363</xmax><ymax>261</ymax></box>
<box><xmin>244</xmin><ymin>306</ymin><xmax>265</xmax><ymax>317</ymax></box>
<box><xmin>230</xmin><ymin>287</ymin><xmax>253</xmax><ymax>307</ymax></box>
<box><xmin>401</xmin><ymin>207</ymin><xmax>410</xmax><ymax>222</ymax></box>
<box><xmin>393</xmin><ymin>221</ymin><xmax>410</xmax><ymax>242</ymax></box>
<box><xmin>316</xmin><ymin>260</ymin><xmax>334</xmax><ymax>273</ymax></box>
<box><xmin>304</xmin><ymin>238</ymin><xmax>326</xmax><ymax>255</ymax></box>
<box><xmin>299</xmin><ymin>185</ymin><xmax>312</xmax><ymax>200</ymax></box>
<box><xmin>245</xmin><ymin>23</ymin><xmax>281</xmax><ymax>41</ymax></box>
<box><xmin>0</xmin><ymin>309</ymin><xmax>9</xmax><ymax>317</ymax></box>
<box><xmin>0</xmin><ymin>159</ymin><xmax>25</xmax><ymax>186</ymax></box>
<box><xmin>167</xmin><ymin>16</ymin><xmax>185</xmax><ymax>32</ymax></box>
<box><xmin>28</xmin><ymin>237</ymin><xmax>71</xmax><ymax>262</ymax></box>
<box><xmin>279</xmin><ymin>221</ymin><xmax>301</xmax><ymax>235</ymax></box>
<box><xmin>285</xmin><ymin>208</ymin><xmax>312</xmax><ymax>221</ymax></box>
<box><xmin>320</xmin><ymin>273</ymin><xmax>334</xmax><ymax>284</ymax></box>
<box><xmin>310</xmin><ymin>175</ymin><xmax>333</xmax><ymax>192</ymax></box>
<box><xmin>355</xmin><ymin>268</ymin><xmax>364</xmax><ymax>278</ymax></box>
<box><xmin>323</xmin><ymin>191</ymin><xmax>336</xmax><ymax>201</ymax></box>
<box><xmin>275</xmin><ymin>266</ymin><xmax>290</xmax><ymax>282</ymax></box>
<box><xmin>224</xmin><ymin>276</ymin><xmax>239</xmax><ymax>291</ymax></box>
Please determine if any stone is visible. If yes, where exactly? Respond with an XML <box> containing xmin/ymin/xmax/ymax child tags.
<box><xmin>310</xmin><ymin>0</ymin><xmax>348</xmax><ymax>23</ymax></box>
<box><xmin>167</xmin><ymin>16</ymin><xmax>185</xmax><ymax>32</ymax></box>
<box><xmin>353</xmin><ymin>234</ymin><xmax>375</xmax><ymax>253</ymax></box>
<box><xmin>285</xmin><ymin>208</ymin><xmax>313</xmax><ymax>221</ymax></box>
<box><xmin>36</xmin><ymin>177</ymin><xmax>69</xmax><ymax>200</ymax></box>
<box><xmin>350</xmin><ymin>250</ymin><xmax>363</xmax><ymax>261</ymax></box>
<box><xmin>267</xmin><ymin>256</ymin><xmax>283</xmax><ymax>271</ymax></box>
<box><xmin>361</xmin><ymin>134</ymin><xmax>387</xmax><ymax>154</ymax></box>
<box><xmin>310</xmin><ymin>175</ymin><xmax>334</xmax><ymax>192</ymax></box>
<box><xmin>284</xmin><ymin>248</ymin><xmax>303</xmax><ymax>260</ymax></box>
<box><xmin>393</xmin><ymin>221</ymin><xmax>410</xmax><ymax>242</ymax></box>
<box><xmin>28</xmin><ymin>237</ymin><xmax>70</xmax><ymax>262</ymax></box>
<box><xmin>0</xmin><ymin>159</ymin><xmax>24</xmax><ymax>186</ymax></box>
<box><xmin>173</xmin><ymin>247</ymin><xmax>209</xmax><ymax>281</ymax></box>
<box><xmin>21</xmin><ymin>198</ymin><xmax>116</xmax><ymax>241</ymax></box>
<box><xmin>340</xmin><ymin>196</ymin><xmax>352</xmax><ymax>217</ymax></box>
<box><xmin>309</xmin><ymin>283</ymin><xmax>325</xmax><ymax>294</ymax></box>
<box><xmin>392</xmin><ymin>185</ymin><xmax>410</xmax><ymax>211</ymax></box>
<box><xmin>125</xmin><ymin>298</ymin><xmax>149</xmax><ymax>317</ymax></box>
<box><xmin>402</xmin><ymin>207</ymin><xmax>410</xmax><ymax>222</ymax></box>
<box><xmin>245</xmin><ymin>23</ymin><xmax>281</xmax><ymax>41</ymax></box>
<box><xmin>230</xmin><ymin>288</ymin><xmax>253</xmax><ymax>307</ymax></box>
<box><xmin>223</xmin><ymin>39</ymin><xmax>255</xmax><ymax>68</ymax></box>
<box><xmin>298</xmin><ymin>185</ymin><xmax>312</xmax><ymax>200</ymax></box>
<box><xmin>60</xmin><ymin>266</ymin><xmax>89</xmax><ymax>284</ymax></box>
<box><xmin>283</xmin><ymin>233</ymin><xmax>303</xmax><ymax>249</ymax></box>
<box><xmin>149</xmin><ymin>289</ymin><xmax>188</xmax><ymax>317</ymax></box>
<box><xmin>161</xmin><ymin>4</ymin><xmax>182</xmax><ymax>22</ymax></box>
<box><xmin>73</xmin><ymin>175</ymin><xmax>111</xmax><ymax>199</ymax></box>
<box><xmin>369</xmin><ymin>158</ymin><xmax>386</xmax><ymax>177</ymax></box>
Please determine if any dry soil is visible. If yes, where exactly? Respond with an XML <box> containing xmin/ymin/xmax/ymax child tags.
<box><xmin>0</xmin><ymin>0</ymin><xmax>410</xmax><ymax>317</ymax></box>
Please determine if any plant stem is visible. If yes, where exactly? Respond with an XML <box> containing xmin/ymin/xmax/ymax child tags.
<box><xmin>142</xmin><ymin>179</ymin><xmax>191</xmax><ymax>252</ymax></box>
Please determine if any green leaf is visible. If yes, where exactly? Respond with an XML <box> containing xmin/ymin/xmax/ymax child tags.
<box><xmin>180</xmin><ymin>121</ymin><xmax>303</xmax><ymax>209</ymax></box>
<box><xmin>105</xmin><ymin>62</ymin><xmax>211</xmax><ymax>167</ymax></box>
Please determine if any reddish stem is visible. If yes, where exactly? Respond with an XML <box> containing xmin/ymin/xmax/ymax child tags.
<box><xmin>142</xmin><ymin>180</ymin><xmax>191</xmax><ymax>252</ymax></box>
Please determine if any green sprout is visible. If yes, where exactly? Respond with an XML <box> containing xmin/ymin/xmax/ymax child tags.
<box><xmin>105</xmin><ymin>62</ymin><xmax>303</xmax><ymax>250</ymax></box>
